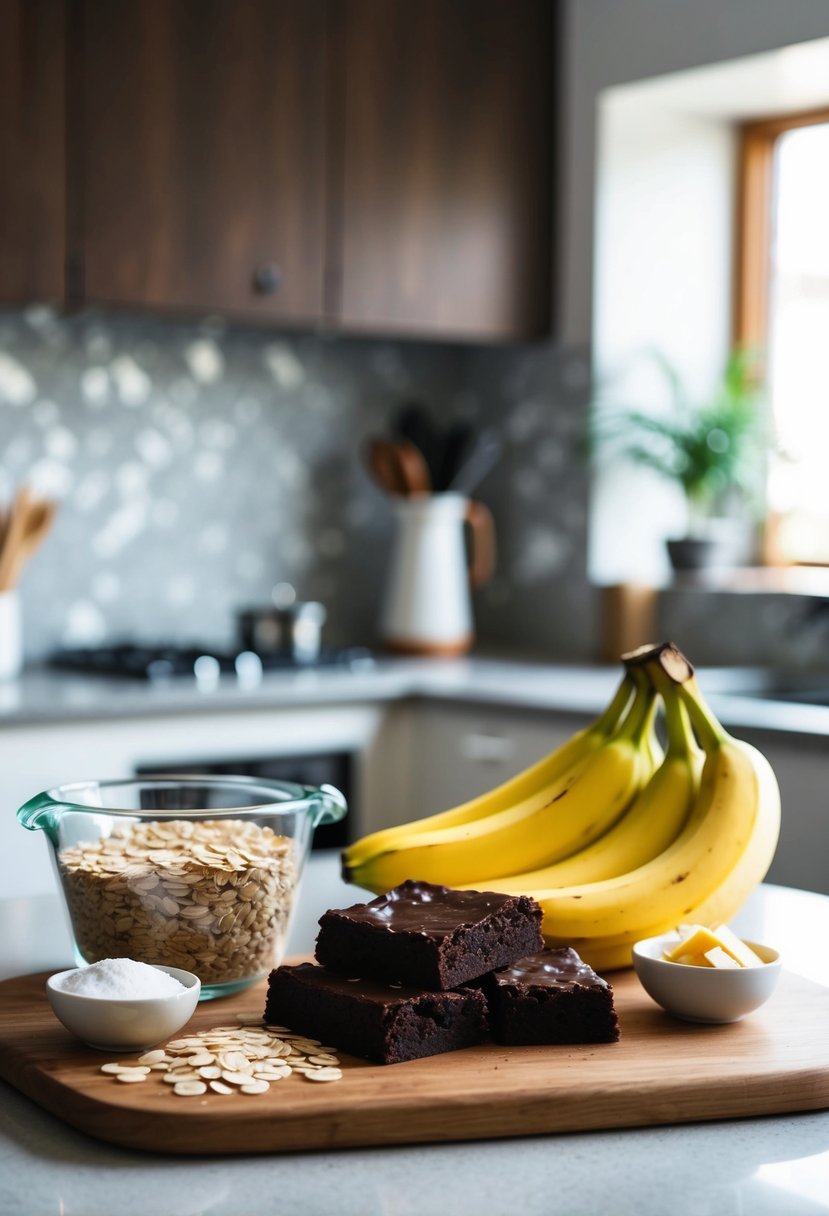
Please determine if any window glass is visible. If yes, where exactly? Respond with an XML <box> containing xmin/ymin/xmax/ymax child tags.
<box><xmin>767</xmin><ymin>122</ymin><xmax>829</xmax><ymax>563</ymax></box>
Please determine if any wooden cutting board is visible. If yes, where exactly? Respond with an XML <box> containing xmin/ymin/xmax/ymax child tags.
<box><xmin>0</xmin><ymin>965</ymin><xmax>827</xmax><ymax>1154</ymax></box>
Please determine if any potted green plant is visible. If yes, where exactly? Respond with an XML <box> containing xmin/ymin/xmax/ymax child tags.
<box><xmin>590</xmin><ymin>349</ymin><xmax>769</xmax><ymax>571</ymax></box>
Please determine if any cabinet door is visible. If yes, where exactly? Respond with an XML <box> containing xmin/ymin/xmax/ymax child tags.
<box><xmin>333</xmin><ymin>0</ymin><xmax>554</xmax><ymax>341</ymax></box>
<box><xmin>78</xmin><ymin>0</ymin><xmax>328</xmax><ymax>323</ymax></box>
<box><xmin>0</xmin><ymin>0</ymin><xmax>65</xmax><ymax>304</ymax></box>
<box><xmin>368</xmin><ymin>703</ymin><xmax>590</xmax><ymax>831</ymax></box>
<box><xmin>738</xmin><ymin>728</ymin><xmax>829</xmax><ymax>896</ymax></box>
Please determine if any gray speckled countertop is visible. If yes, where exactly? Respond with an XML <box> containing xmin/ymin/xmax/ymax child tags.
<box><xmin>2</xmin><ymin>654</ymin><xmax>829</xmax><ymax>737</ymax></box>
<box><xmin>1</xmin><ymin>855</ymin><xmax>828</xmax><ymax>1216</ymax></box>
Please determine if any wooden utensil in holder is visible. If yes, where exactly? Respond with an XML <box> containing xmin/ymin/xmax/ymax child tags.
<box><xmin>0</xmin><ymin>488</ymin><xmax>59</xmax><ymax>680</ymax></box>
<box><xmin>365</xmin><ymin>437</ymin><xmax>431</xmax><ymax>498</ymax></box>
<box><xmin>0</xmin><ymin>487</ymin><xmax>58</xmax><ymax>592</ymax></box>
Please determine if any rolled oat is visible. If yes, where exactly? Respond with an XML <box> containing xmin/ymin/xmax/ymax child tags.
<box><xmin>58</xmin><ymin>819</ymin><xmax>297</xmax><ymax>987</ymax></box>
<box><xmin>99</xmin><ymin>1017</ymin><xmax>343</xmax><ymax>1097</ymax></box>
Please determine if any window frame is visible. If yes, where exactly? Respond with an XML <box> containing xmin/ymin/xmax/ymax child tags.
<box><xmin>735</xmin><ymin>105</ymin><xmax>829</xmax><ymax>567</ymax></box>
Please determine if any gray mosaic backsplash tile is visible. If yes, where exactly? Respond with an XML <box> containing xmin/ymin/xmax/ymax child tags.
<box><xmin>462</xmin><ymin>342</ymin><xmax>596</xmax><ymax>658</ymax></box>
<box><xmin>0</xmin><ymin>308</ymin><xmax>596</xmax><ymax>663</ymax></box>
<box><xmin>0</xmin><ymin>307</ymin><xmax>821</xmax><ymax>671</ymax></box>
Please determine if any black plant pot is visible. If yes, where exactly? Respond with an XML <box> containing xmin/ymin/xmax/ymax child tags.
<box><xmin>666</xmin><ymin>537</ymin><xmax>723</xmax><ymax>572</ymax></box>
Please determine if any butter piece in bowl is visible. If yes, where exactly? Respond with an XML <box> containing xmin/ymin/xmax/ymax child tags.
<box><xmin>633</xmin><ymin>931</ymin><xmax>781</xmax><ymax>1023</ymax></box>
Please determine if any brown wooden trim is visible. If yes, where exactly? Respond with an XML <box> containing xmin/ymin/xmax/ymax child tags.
<box><xmin>741</xmin><ymin>105</ymin><xmax>829</xmax><ymax>140</ymax></box>
<box><xmin>383</xmin><ymin>636</ymin><xmax>474</xmax><ymax>657</ymax></box>
<box><xmin>733</xmin><ymin>122</ymin><xmax>774</xmax><ymax>350</ymax></box>
<box><xmin>734</xmin><ymin>119</ymin><xmax>775</xmax><ymax>562</ymax></box>
<box><xmin>735</xmin><ymin>107</ymin><xmax>829</xmax><ymax>568</ymax></box>
<box><xmin>735</xmin><ymin>106</ymin><xmax>829</xmax><ymax>349</ymax></box>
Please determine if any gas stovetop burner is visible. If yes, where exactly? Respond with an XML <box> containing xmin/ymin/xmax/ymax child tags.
<box><xmin>49</xmin><ymin>643</ymin><xmax>374</xmax><ymax>683</ymax></box>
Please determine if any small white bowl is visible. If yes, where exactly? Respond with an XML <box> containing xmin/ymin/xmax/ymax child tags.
<box><xmin>46</xmin><ymin>965</ymin><xmax>201</xmax><ymax>1051</ymax></box>
<box><xmin>633</xmin><ymin>933</ymin><xmax>782</xmax><ymax>1024</ymax></box>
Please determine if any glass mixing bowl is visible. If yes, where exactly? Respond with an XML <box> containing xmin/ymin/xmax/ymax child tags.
<box><xmin>18</xmin><ymin>776</ymin><xmax>347</xmax><ymax>1000</ymax></box>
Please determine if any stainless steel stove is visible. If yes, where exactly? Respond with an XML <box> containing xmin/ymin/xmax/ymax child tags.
<box><xmin>48</xmin><ymin>643</ymin><xmax>374</xmax><ymax>683</ymax></box>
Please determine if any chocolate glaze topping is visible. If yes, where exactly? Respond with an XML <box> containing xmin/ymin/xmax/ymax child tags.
<box><xmin>493</xmin><ymin>946</ymin><xmax>610</xmax><ymax>991</ymax></box>
<box><xmin>327</xmin><ymin>879</ymin><xmax>527</xmax><ymax>939</ymax></box>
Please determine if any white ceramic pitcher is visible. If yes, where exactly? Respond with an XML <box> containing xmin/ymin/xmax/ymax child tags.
<box><xmin>380</xmin><ymin>493</ymin><xmax>495</xmax><ymax>655</ymax></box>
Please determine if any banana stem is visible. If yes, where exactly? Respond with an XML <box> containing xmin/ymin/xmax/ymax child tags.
<box><xmin>644</xmin><ymin>653</ymin><xmax>729</xmax><ymax>752</ymax></box>
<box><xmin>589</xmin><ymin>673</ymin><xmax>636</xmax><ymax>739</ymax></box>
<box><xmin>658</xmin><ymin>679</ymin><xmax>696</xmax><ymax>757</ymax></box>
<box><xmin>616</xmin><ymin>670</ymin><xmax>657</xmax><ymax>745</ymax></box>
<box><xmin>675</xmin><ymin>677</ymin><xmax>730</xmax><ymax>751</ymax></box>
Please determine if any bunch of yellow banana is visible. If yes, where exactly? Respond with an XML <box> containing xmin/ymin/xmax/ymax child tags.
<box><xmin>522</xmin><ymin>647</ymin><xmax>780</xmax><ymax>969</ymax></box>
<box><xmin>344</xmin><ymin>663</ymin><xmax>662</xmax><ymax>890</ymax></box>
<box><xmin>342</xmin><ymin>643</ymin><xmax>781</xmax><ymax>971</ymax></box>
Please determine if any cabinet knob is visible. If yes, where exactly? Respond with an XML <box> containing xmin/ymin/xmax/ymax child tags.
<box><xmin>460</xmin><ymin>733</ymin><xmax>516</xmax><ymax>764</ymax></box>
<box><xmin>252</xmin><ymin>262</ymin><xmax>281</xmax><ymax>295</ymax></box>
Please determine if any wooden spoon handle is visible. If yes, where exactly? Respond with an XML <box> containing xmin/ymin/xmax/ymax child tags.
<box><xmin>22</xmin><ymin>500</ymin><xmax>58</xmax><ymax>562</ymax></box>
<box><xmin>0</xmin><ymin>490</ymin><xmax>30</xmax><ymax>591</ymax></box>
<box><xmin>366</xmin><ymin>438</ymin><xmax>407</xmax><ymax>496</ymax></box>
<box><xmin>0</xmin><ymin>492</ymin><xmax>58</xmax><ymax>590</ymax></box>
<box><xmin>389</xmin><ymin>438</ymin><xmax>431</xmax><ymax>497</ymax></box>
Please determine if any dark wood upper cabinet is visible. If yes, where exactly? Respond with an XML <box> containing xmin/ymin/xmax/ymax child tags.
<box><xmin>0</xmin><ymin>0</ymin><xmax>66</xmax><ymax>305</ymax></box>
<box><xmin>331</xmin><ymin>0</ymin><xmax>555</xmax><ymax>341</ymax></box>
<box><xmin>3</xmin><ymin>1</ymin><xmax>555</xmax><ymax>341</ymax></box>
<box><xmin>77</xmin><ymin>0</ymin><xmax>329</xmax><ymax>324</ymax></box>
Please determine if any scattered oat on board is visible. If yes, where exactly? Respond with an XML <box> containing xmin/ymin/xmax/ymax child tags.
<box><xmin>98</xmin><ymin>1016</ymin><xmax>343</xmax><ymax>1096</ymax></box>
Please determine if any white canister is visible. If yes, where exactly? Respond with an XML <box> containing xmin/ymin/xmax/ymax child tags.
<box><xmin>380</xmin><ymin>493</ymin><xmax>495</xmax><ymax>655</ymax></box>
<box><xmin>0</xmin><ymin>589</ymin><xmax>23</xmax><ymax>680</ymax></box>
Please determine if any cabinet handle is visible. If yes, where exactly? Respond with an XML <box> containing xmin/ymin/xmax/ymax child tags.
<box><xmin>252</xmin><ymin>262</ymin><xmax>282</xmax><ymax>295</ymax></box>
<box><xmin>460</xmin><ymin>733</ymin><xmax>516</xmax><ymax>764</ymax></box>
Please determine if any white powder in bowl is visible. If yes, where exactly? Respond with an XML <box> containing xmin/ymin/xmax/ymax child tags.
<box><xmin>55</xmin><ymin>958</ymin><xmax>187</xmax><ymax>999</ymax></box>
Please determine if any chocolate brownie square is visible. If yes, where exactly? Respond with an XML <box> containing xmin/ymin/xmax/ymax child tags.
<box><xmin>315</xmin><ymin>880</ymin><xmax>544</xmax><ymax>990</ymax></box>
<box><xmin>265</xmin><ymin>963</ymin><xmax>489</xmax><ymax>1064</ymax></box>
<box><xmin>479</xmin><ymin>947</ymin><xmax>620</xmax><ymax>1045</ymax></box>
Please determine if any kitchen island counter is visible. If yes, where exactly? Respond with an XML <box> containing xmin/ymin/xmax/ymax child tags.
<box><xmin>0</xmin><ymin>852</ymin><xmax>827</xmax><ymax>1216</ymax></box>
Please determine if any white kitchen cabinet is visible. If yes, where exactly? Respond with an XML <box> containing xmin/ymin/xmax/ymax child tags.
<box><xmin>738</xmin><ymin>728</ymin><xmax>829</xmax><ymax>897</ymax></box>
<box><xmin>361</xmin><ymin>701</ymin><xmax>592</xmax><ymax>833</ymax></box>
